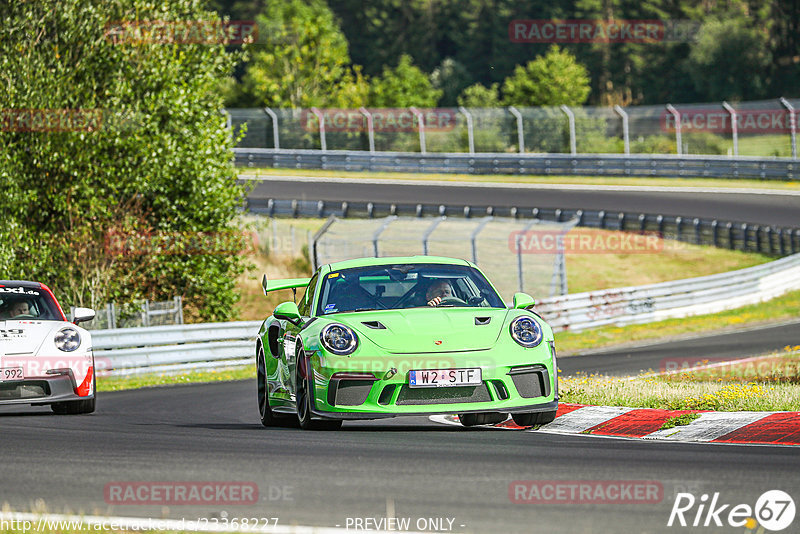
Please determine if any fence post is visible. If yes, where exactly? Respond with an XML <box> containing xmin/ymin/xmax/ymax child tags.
<box><xmin>780</xmin><ymin>97</ymin><xmax>797</xmax><ymax>159</ymax></box>
<box><xmin>666</xmin><ymin>104</ymin><xmax>682</xmax><ymax>156</ymax></box>
<box><xmin>409</xmin><ymin>107</ymin><xmax>426</xmax><ymax>154</ymax></box>
<box><xmin>516</xmin><ymin>219</ymin><xmax>538</xmax><ymax>293</ymax></box>
<box><xmin>458</xmin><ymin>106</ymin><xmax>475</xmax><ymax>154</ymax></box>
<box><xmin>311</xmin><ymin>215</ymin><xmax>337</xmax><ymax>270</ymax></box>
<box><xmin>358</xmin><ymin>107</ymin><xmax>375</xmax><ymax>153</ymax></box>
<box><xmin>722</xmin><ymin>101</ymin><xmax>738</xmax><ymax>156</ymax></box>
<box><xmin>310</xmin><ymin>107</ymin><xmax>326</xmax><ymax>151</ymax></box>
<box><xmin>470</xmin><ymin>217</ymin><xmax>493</xmax><ymax>264</ymax></box>
<box><xmin>614</xmin><ymin>105</ymin><xmax>630</xmax><ymax>155</ymax></box>
<box><xmin>422</xmin><ymin>217</ymin><xmax>445</xmax><ymax>255</ymax></box>
<box><xmin>508</xmin><ymin>106</ymin><xmax>524</xmax><ymax>153</ymax></box>
<box><xmin>263</xmin><ymin>108</ymin><xmax>280</xmax><ymax>149</ymax></box>
<box><xmin>560</xmin><ymin>105</ymin><xmax>577</xmax><ymax>155</ymax></box>
<box><xmin>175</xmin><ymin>296</ymin><xmax>184</xmax><ymax>325</ymax></box>
<box><xmin>372</xmin><ymin>216</ymin><xmax>396</xmax><ymax>257</ymax></box>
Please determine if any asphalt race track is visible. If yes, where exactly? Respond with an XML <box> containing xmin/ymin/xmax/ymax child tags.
<box><xmin>3</xmin><ymin>179</ymin><xmax>797</xmax><ymax>533</ymax></box>
<box><xmin>557</xmin><ymin>320</ymin><xmax>800</xmax><ymax>376</ymax></box>
<box><xmin>3</xmin><ymin>322</ymin><xmax>799</xmax><ymax>534</ymax></box>
<box><xmin>245</xmin><ymin>176</ymin><xmax>800</xmax><ymax>227</ymax></box>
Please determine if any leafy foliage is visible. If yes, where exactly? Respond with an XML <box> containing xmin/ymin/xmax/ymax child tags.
<box><xmin>0</xmin><ymin>0</ymin><xmax>245</xmax><ymax>320</ymax></box>
<box><xmin>241</xmin><ymin>0</ymin><xmax>367</xmax><ymax>108</ymax></box>
<box><xmin>368</xmin><ymin>55</ymin><xmax>443</xmax><ymax>107</ymax></box>
<box><xmin>501</xmin><ymin>45</ymin><xmax>591</xmax><ymax>107</ymax></box>
<box><xmin>687</xmin><ymin>17</ymin><xmax>772</xmax><ymax>101</ymax></box>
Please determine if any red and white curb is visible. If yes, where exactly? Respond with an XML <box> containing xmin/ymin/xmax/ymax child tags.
<box><xmin>430</xmin><ymin>404</ymin><xmax>800</xmax><ymax>445</ymax></box>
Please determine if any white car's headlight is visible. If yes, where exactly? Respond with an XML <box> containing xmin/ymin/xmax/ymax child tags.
<box><xmin>320</xmin><ymin>323</ymin><xmax>358</xmax><ymax>355</ymax></box>
<box><xmin>510</xmin><ymin>316</ymin><xmax>543</xmax><ymax>348</ymax></box>
<box><xmin>55</xmin><ymin>327</ymin><xmax>81</xmax><ymax>352</ymax></box>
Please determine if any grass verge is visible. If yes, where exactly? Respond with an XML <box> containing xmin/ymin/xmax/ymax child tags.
<box><xmin>243</xmin><ymin>167</ymin><xmax>800</xmax><ymax>191</ymax></box>
<box><xmin>559</xmin><ymin>347</ymin><xmax>800</xmax><ymax>411</ymax></box>
<box><xmin>97</xmin><ymin>367</ymin><xmax>252</xmax><ymax>392</ymax></box>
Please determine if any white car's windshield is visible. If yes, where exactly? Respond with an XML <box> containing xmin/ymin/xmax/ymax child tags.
<box><xmin>315</xmin><ymin>263</ymin><xmax>504</xmax><ymax>315</ymax></box>
<box><xmin>0</xmin><ymin>285</ymin><xmax>63</xmax><ymax>321</ymax></box>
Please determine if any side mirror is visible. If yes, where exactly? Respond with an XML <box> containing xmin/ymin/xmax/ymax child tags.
<box><xmin>512</xmin><ymin>292</ymin><xmax>535</xmax><ymax>310</ymax></box>
<box><xmin>72</xmin><ymin>307</ymin><xmax>96</xmax><ymax>325</ymax></box>
<box><xmin>273</xmin><ymin>301</ymin><xmax>301</xmax><ymax>325</ymax></box>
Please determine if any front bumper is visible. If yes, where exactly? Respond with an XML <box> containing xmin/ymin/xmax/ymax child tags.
<box><xmin>0</xmin><ymin>375</ymin><xmax>93</xmax><ymax>406</ymax></box>
<box><xmin>304</xmin><ymin>348</ymin><xmax>558</xmax><ymax>420</ymax></box>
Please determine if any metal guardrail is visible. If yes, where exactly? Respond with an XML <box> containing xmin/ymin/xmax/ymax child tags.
<box><xmin>92</xmin><ymin>253</ymin><xmax>800</xmax><ymax>374</ymax></box>
<box><xmin>245</xmin><ymin>198</ymin><xmax>800</xmax><ymax>257</ymax></box>
<box><xmin>92</xmin><ymin>321</ymin><xmax>261</xmax><ymax>376</ymax></box>
<box><xmin>537</xmin><ymin>252</ymin><xmax>800</xmax><ymax>332</ymax></box>
<box><xmin>234</xmin><ymin>148</ymin><xmax>797</xmax><ymax>180</ymax></box>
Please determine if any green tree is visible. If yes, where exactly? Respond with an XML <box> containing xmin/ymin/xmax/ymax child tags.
<box><xmin>457</xmin><ymin>83</ymin><xmax>501</xmax><ymax>108</ymax></box>
<box><xmin>687</xmin><ymin>17</ymin><xmax>772</xmax><ymax>101</ymax></box>
<box><xmin>0</xmin><ymin>0</ymin><xmax>245</xmax><ymax>320</ymax></box>
<box><xmin>501</xmin><ymin>45</ymin><xmax>591</xmax><ymax>106</ymax></box>
<box><xmin>242</xmin><ymin>0</ymin><xmax>366</xmax><ymax>108</ymax></box>
<box><xmin>368</xmin><ymin>54</ymin><xmax>442</xmax><ymax>107</ymax></box>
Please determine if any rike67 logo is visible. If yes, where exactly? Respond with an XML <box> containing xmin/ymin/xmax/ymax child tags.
<box><xmin>668</xmin><ymin>490</ymin><xmax>795</xmax><ymax>531</ymax></box>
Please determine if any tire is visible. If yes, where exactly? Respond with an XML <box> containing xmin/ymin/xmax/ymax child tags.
<box><xmin>511</xmin><ymin>410</ymin><xmax>557</xmax><ymax>427</ymax></box>
<box><xmin>257</xmin><ymin>341</ymin><xmax>288</xmax><ymax>427</ymax></box>
<box><xmin>459</xmin><ymin>412</ymin><xmax>507</xmax><ymax>427</ymax></box>
<box><xmin>296</xmin><ymin>347</ymin><xmax>342</xmax><ymax>431</ymax></box>
<box><xmin>52</xmin><ymin>374</ymin><xmax>96</xmax><ymax>415</ymax></box>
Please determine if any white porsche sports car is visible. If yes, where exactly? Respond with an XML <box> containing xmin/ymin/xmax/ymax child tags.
<box><xmin>0</xmin><ymin>280</ymin><xmax>97</xmax><ymax>414</ymax></box>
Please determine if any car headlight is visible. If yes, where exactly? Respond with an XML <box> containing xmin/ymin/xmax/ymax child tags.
<box><xmin>55</xmin><ymin>327</ymin><xmax>81</xmax><ymax>352</ymax></box>
<box><xmin>510</xmin><ymin>316</ymin><xmax>543</xmax><ymax>348</ymax></box>
<box><xmin>320</xmin><ymin>323</ymin><xmax>358</xmax><ymax>355</ymax></box>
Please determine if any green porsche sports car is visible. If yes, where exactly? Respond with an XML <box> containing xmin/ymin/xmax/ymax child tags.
<box><xmin>256</xmin><ymin>256</ymin><xmax>558</xmax><ymax>430</ymax></box>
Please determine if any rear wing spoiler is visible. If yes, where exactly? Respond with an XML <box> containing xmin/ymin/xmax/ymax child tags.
<box><xmin>261</xmin><ymin>275</ymin><xmax>311</xmax><ymax>296</ymax></box>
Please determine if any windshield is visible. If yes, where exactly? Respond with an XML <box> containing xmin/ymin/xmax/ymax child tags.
<box><xmin>0</xmin><ymin>285</ymin><xmax>64</xmax><ymax>321</ymax></box>
<box><xmin>315</xmin><ymin>263</ymin><xmax>504</xmax><ymax>315</ymax></box>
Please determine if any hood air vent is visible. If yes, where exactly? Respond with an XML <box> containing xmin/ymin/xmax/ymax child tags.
<box><xmin>361</xmin><ymin>321</ymin><xmax>386</xmax><ymax>330</ymax></box>
<box><xmin>474</xmin><ymin>317</ymin><xmax>492</xmax><ymax>325</ymax></box>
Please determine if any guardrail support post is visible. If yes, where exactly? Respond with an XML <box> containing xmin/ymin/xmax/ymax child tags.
<box><xmin>310</xmin><ymin>107</ymin><xmax>327</xmax><ymax>151</ymax></box>
<box><xmin>560</xmin><ymin>105</ymin><xmax>577</xmax><ymax>155</ymax></box>
<box><xmin>359</xmin><ymin>107</ymin><xmax>375</xmax><ymax>153</ymax></box>
<box><xmin>508</xmin><ymin>106</ymin><xmax>525</xmax><ymax>153</ymax></box>
<box><xmin>722</xmin><ymin>101</ymin><xmax>738</xmax><ymax>156</ymax></box>
<box><xmin>458</xmin><ymin>106</ymin><xmax>475</xmax><ymax>154</ymax></box>
<box><xmin>666</xmin><ymin>104</ymin><xmax>682</xmax><ymax>155</ymax></box>
<box><xmin>409</xmin><ymin>107</ymin><xmax>426</xmax><ymax>154</ymax></box>
<box><xmin>614</xmin><ymin>105</ymin><xmax>630</xmax><ymax>155</ymax></box>
<box><xmin>780</xmin><ymin>97</ymin><xmax>797</xmax><ymax>159</ymax></box>
<box><xmin>263</xmin><ymin>108</ymin><xmax>280</xmax><ymax>149</ymax></box>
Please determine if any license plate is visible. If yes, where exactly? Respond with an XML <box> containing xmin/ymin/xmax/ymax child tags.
<box><xmin>0</xmin><ymin>367</ymin><xmax>23</xmax><ymax>381</ymax></box>
<box><xmin>409</xmin><ymin>368</ymin><xmax>482</xmax><ymax>388</ymax></box>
